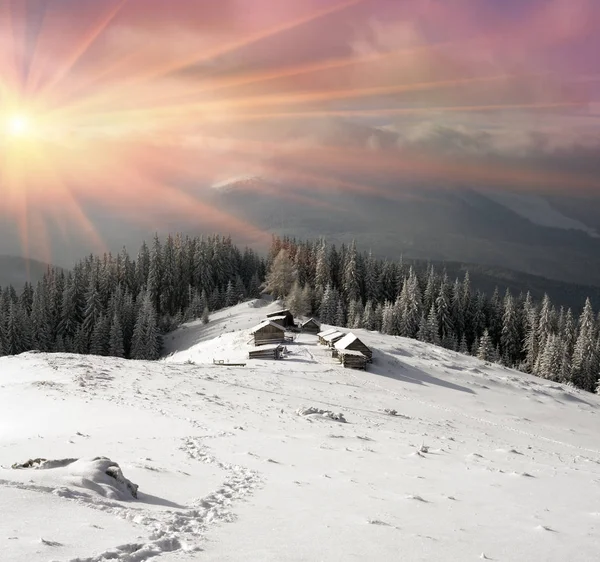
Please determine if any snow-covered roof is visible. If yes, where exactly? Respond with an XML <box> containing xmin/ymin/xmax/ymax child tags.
<box><xmin>337</xmin><ymin>349</ymin><xmax>365</xmax><ymax>357</ymax></box>
<box><xmin>267</xmin><ymin>309</ymin><xmax>292</xmax><ymax>317</ymax></box>
<box><xmin>249</xmin><ymin>320</ymin><xmax>286</xmax><ymax>334</ymax></box>
<box><xmin>334</xmin><ymin>333</ymin><xmax>362</xmax><ymax>350</ymax></box>
<box><xmin>302</xmin><ymin>318</ymin><xmax>321</xmax><ymax>327</ymax></box>
<box><xmin>317</xmin><ymin>328</ymin><xmax>338</xmax><ymax>338</ymax></box>
<box><xmin>268</xmin><ymin>315</ymin><xmax>288</xmax><ymax>320</ymax></box>
<box><xmin>249</xmin><ymin>343</ymin><xmax>282</xmax><ymax>351</ymax></box>
<box><xmin>323</xmin><ymin>331</ymin><xmax>345</xmax><ymax>342</ymax></box>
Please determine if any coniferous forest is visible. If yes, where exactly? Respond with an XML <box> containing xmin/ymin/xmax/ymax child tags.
<box><xmin>1</xmin><ymin>233</ymin><xmax>600</xmax><ymax>394</ymax></box>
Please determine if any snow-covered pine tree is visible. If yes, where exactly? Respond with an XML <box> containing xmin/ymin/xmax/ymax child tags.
<box><xmin>364</xmin><ymin>250</ymin><xmax>379</xmax><ymax>303</ymax></box>
<box><xmin>436</xmin><ymin>274</ymin><xmax>454</xmax><ymax>347</ymax></box>
<box><xmin>30</xmin><ymin>281</ymin><xmax>51</xmax><ymax>351</ymax></box>
<box><xmin>451</xmin><ymin>278</ymin><xmax>464</xmax><ymax>342</ymax></box>
<box><xmin>343</xmin><ymin>240</ymin><xmax>361</xmax><ymax>303</ymax></box>
<box><xmin>131</xmin><ymin>291</ymin><xmax>161</xmax><ymax>360</ymax></box>
<box><xmin>400</xmin><ymin>268</ymin><xmax>422</xmax><ymax>339</ymax></box>
<box><xmin>536</xmin><ymin>294</ymin><xmax>554</xmax><ymax>354</ymax></box>
<box><xmin>319</xmin><ymin>285</ymin><xmax>338</xmax><ymax>325</ymax></box>
<box><xmin>109</xmin><ymin>313</ymin><xmax>125</xmax><ymax>358</ymax></box>
<box><xmin>477</xmin><ymin>329</ymin><xmax>494</xmax><ymax>362</ymax></box>
<box><xmin>571</xmin><ymin>298</ymin><xmax>598</xmax><ymax>391</ymax></box>
<box><xmin>335</xmin><ymin>300</ymin><xmax>346</xmax><ymax>327</ymax></box>
<box><xmin>501</xmin><ymin>291</ymin><xmax>521</xmax><ymax>366</ymax></box>
<box><xmin>362</xmin><ymin>300</ymin><xmax>375</xmax><ymax>331</ymax></box>
<box><xmin>224</xmin><ymin>280</ymin><xmax>236</xmax><ymax>307</ymax></box>
<box><xmin>90</xmin><ymin>314</ymin><xmax>109</xmax><ymax>356</ymax></box>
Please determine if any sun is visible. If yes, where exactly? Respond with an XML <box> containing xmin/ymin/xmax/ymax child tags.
<box><xmin>5</xmin><ymin>113</ymin><xmax>32</xmax><ymax>137</ymax></box>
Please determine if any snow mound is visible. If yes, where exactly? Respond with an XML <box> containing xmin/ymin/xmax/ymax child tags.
<box><xmin>296</xmin><ymin>406</ymin><xmax>347</xmax><ymax>422</ymax></box>
<box><xmin>10</xmin><ymin>457</ymin><xmax>138</xmax><ymax>500</ymax></box>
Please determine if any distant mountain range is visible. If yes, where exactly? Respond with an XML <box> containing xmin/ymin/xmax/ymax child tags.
<box><xmin>206</xmin><ymin>175</ymin><xmax>600</xmax><ymax>291</ymax></box>
<box><xmin>0</xmin><ymin>256</ymin><xmax>54</xmax><ymax>289</ymax></box>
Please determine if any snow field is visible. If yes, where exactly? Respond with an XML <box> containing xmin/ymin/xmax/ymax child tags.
<box><xmin>0</xmin><ymin>299</ymin><xmax>598</xmax><ymax>561</ymax></box>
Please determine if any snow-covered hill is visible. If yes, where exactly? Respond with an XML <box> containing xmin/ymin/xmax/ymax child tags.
<box><xmin>2</xmin><ymin>300</ymin><xmax>599</xmax><ymax>561</ymax></box>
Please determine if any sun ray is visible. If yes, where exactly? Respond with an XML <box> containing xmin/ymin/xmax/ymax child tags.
<box><xmin>46</xmin><ymin>71</ymin><xmax>540</xmax><ymax>126</ymax></box>
<box><xmin>210</xmin><ymin>101</ymin><xmax>586</xmax><ymax>122</ymax></box>
<box><xmin>39</xmin><ymin>0</ymin><xmax>364</xmax><ymax>117</ymax></box>
<box><xmin>33</xmin><ymin>0</ymin><xmax>128</xmax><ymax>98</ymax></box>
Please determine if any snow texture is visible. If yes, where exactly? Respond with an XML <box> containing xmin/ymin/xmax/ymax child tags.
<box><xmin>1</xmin><ymin>299</ymin><xmax>599</xmax><ymax>561</ymax></box>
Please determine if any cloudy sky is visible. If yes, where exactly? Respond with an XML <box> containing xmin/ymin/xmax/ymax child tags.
<box><xmin>0</xmin><ymin>0</ymin><xmax>598</xmax><ymax>264</ymax></box>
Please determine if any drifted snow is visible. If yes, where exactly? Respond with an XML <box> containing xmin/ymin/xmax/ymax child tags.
<box><xmin>0</xmin><ymin>299</ymin><xmax>599</xmax><ymax>561</ymax></box>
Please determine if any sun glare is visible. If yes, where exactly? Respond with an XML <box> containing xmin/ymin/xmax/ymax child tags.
<box><xmin>5</xmin><ymin>114</ymin><xmax>31</xmax><ymax>137</ymax></box>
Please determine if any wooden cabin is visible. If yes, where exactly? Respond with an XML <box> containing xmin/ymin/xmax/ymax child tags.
<box><xmin>337</xmin><ymin>349</ymin><xmax>368</xmax><ymax>370</ymax></box>
<box><xmin>266</xmin><ymin>309</ymin><xmax>295</xmax><ymax>328</ymax></box>
<box><xmin>322</xmin><ymin>331</ymin><xmax>346</xmax><ymax>348</ymax></box>
<box><xmin>249</xmin><ymin>344</ymin><xmax>284</xmax><ymax>360</ymax></box>
<box><xmin>333</xmin><ymin>333</ymin><xmax>373</xmax><ymax>362</ymax></box>
<box><xmin>301</xmin><ymin>318</ymin><xmax>321</xmax><ymax>334</ymax></box>
<box><xmin>250</xmin><ymin>320</ymin><xmax>286</xmax><ymax>346</ymax></box>
<box><xmin>317</xmin><ymin>328</ymin><xmax>338</xmax><ymax>345</ymax></box>
<box><xmin>267</xmin><ymin>315</ymin><xmax>288</xmax><ymax>328</ymax></box>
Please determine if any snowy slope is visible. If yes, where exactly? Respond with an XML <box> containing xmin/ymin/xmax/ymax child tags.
<box><xmin>2</xmin><ymin>300</ymin><xmax>600</xmax><ymax>561</ymax></box>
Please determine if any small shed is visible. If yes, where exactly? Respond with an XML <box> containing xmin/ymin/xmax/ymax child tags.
<box><xmin>317</xmin><ymin>328</ymin><xmax>338</xmax><ymax>345</ymax></box>
<box><xmin>322</xmin><ymin>331</ymin><xmax>346</xmax><ymax>348</ymax></box>
<box><xmin>266</xmin><ymin>309</ymin><xmax>295</xmax><ymax>328</ymax></box>
<box><xmin>337</xmin><ymin>349</ymin><xmax>368</xmax><ymax>370</ymax></box>
<box><xmin>249</xmin><ymin>344</ymin><xmax>284</xmax><ymax>360</ymax></box>
<box><xmin>250</xmin><ymin>320</ymin><xmax>286</xmax><ymax>346</ymax></box>
<box><xmin>301</xmin><ymin>318</ymin><xmax>321</xmax><ymax>334</ymax></box>
<box><xmin>333</xmin><ymin>333</ymin><xmax>373</xmax><ymax>362</ymax></box>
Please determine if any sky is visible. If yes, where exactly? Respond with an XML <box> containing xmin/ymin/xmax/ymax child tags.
<box><xmin>0</xmin><ymin>0</ymin><xmax>598</xmax><ymax>265</ymax></box>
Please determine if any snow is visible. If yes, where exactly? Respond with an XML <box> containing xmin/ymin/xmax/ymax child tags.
<box><xmin>249</xmin><ymin>320</ymin><xmax>285</xmax><ymax>334</ymax></box>
<box><xmin>334</xmin><ymin>332</ymin><xmax>362</xmax><ymax>350</ymax></box>
<box><xmin>485</xmin><ymin>191</ymin><xmax>600</xmax><ymax>238</ymax></box>
<box><xmin>2</xmin><ymin>299</ymin><xmax>600</xmax><ymax>561</ymax></box>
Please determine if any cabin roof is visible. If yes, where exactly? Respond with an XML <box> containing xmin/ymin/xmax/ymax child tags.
<box><xmin>302</xmin><ymin>318</ymin><xmax>321</xmax><ymax>327</ymax></box>
<box><xmin>323</xmin><ymin>331</ymin><xmax>345</xmax><ymax>342</ymax></box>
<box><xmin>250</xmin><ymin>320</ymin><xmax>286</xmax><ymax>334</ymax></box>
<box><xmin>338</xmin><ymin>349</ymin><xmax>366</xmax><ymax>357</ymax></box>
<box><xmin>335</xmin><ymin>333</ymin><xmax>368</xmax><ymax>350</ymax></box>
<box><xmin>267</xmin><ymin>309</ymin><xmax>292</xmax><ymax>317</ymax></box>
<box><xmin>249</xmin><ymin>343</ymin><xmax>282</xmax><ymax>351</ymax></box>
<box><xmin>317</xmin><ymin>328</ymin><xmax>338</xmax><ymax>338</ymax></box>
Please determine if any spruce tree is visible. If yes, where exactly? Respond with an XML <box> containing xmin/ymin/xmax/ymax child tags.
<box><xmin>109</xmin><ymin>313</ymin><xmax>125</xmax><ymax>358</ymax></box>
<box><xmin>477</xmin><ymin>329</ymin><xmax>494</xmax><ymax>362</ymax></box>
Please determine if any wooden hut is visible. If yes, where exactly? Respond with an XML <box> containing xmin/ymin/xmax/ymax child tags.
<box><xmin>317</xmin><ymin>328</ymin><xmax>338</xmax><ymax>345</ymax></box>
<box><xmin>334</xmin><ymin>333</ymin><xmax>373</xmax><ymax>362</ymax></box>
<box><xmin>337</xmin><ymin>349</ymin><xmax>368</xmax><ymax>370</ymax></box>
<box><xmin>267</xmin><ymin>315</ymin><xmax>288</xmax><ymax>328</ymax></box>
<box><xmin>322</xmin><ymin>331</ymin><xmax>346</xmax><ymax>348</ymax></box>
<box><xmin>266</xmin><ymin>309</ymin><xmax>295</xmax><ymax>328</ymax></box>
<box><xmin>249</xmin><ymin>344</ymin><xmax>284</xmax><ymax>360</ymax></box>
<box><xmin>250</xmin><ymin>320</ymin><xmax>286</xmax><ymax>346</ymax></box>
<box><xmin>301</xmin><ymin>318</ymin><xmax>321</xmax><ymax>334</ymax></box>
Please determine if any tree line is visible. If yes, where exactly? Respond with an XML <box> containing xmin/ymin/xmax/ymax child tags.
<box><xmin>0</xmin><ymin>234</ymin><xmax>264</xmax><ymax>360</ymax></box>
<box><xmin>1</xmin><ymin>232</ymin><xmax>599</xmax><ymax>394</ymax></box>
<box><xmin>266</xmin><ymin>236</ymin><xmax>600</xmax><ymax>394</ymax></box>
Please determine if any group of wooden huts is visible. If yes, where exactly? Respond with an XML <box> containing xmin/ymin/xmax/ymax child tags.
<box><xmin>248</xmin><ymin>309</ymin><xmax>323</xmax><ymax>360</ymax></box>
<box><xmin>317</xmin><ymin>328</ymin><xmax>373</xmax><ymax>370</ymax></box>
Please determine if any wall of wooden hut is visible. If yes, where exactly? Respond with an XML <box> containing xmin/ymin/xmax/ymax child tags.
<box><xmin>338</xmin><ymin>350</ymin><xmax>367</xmax><ymax>370</ymax></box>
<box><xmin>251</xmin><ymin>322</ymin><xmax>286</xmax><ymax>346</ymax></box>
<box><xmin>249</xmin><ymin>344</ymin><xmax>284</xmax><ymax>360</ymax></box>
<box><xmin>301</xmin><ymin>318</ymin><xmax>321</xmax><ymax>333</ymax></box>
